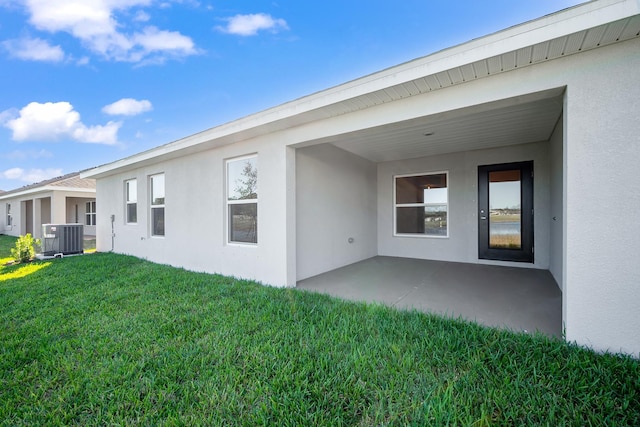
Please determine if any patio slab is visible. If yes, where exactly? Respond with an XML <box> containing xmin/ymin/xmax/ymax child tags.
<box><xmin>297</xmin><ymin>256</ymin><xmax>562</xmax><ymax>337</ymax></box>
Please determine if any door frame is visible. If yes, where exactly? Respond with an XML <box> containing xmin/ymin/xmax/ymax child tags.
<box><xmin>478</xmin><ymin>161</ymin><xmax>534</xmax><ymax>263</ymax></box>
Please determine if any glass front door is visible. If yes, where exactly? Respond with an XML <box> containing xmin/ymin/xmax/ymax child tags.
<box><xmin>478</xmin><ymin>161</ymin><xmax>533</xmax><ymax>263</ymax></box>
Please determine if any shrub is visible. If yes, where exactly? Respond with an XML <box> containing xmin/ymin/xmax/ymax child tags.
<box><xmin>10</xmin><ymin>234</ymin><xmax>41</xmax><ymax>264</ymax></box>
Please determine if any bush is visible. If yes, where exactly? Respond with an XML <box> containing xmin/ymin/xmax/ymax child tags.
<box><xmin>10</xmin><ymin>234</ymin><xmax>41</xmax><ymax>263</ymax></box>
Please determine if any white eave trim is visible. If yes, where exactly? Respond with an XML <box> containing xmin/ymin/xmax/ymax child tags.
<box><xmin>0</xmin><ymin>186</ymin><xmax>96</xmax><ymax>200</ymax></box>
<box><xmin>81</xmin><ymin>0</ymin><xmax>640</xmax><ymax>179</ymax></box>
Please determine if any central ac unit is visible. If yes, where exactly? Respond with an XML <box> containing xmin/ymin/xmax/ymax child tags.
<box><xmin>41</xmin><ymin>224</ymin><xmax>84</xmax><ymax>256</ymax></box>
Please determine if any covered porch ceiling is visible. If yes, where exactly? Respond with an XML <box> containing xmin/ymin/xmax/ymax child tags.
<box><xmin>310</xmin><ymin>88</ymin><xmax>565</xmax><ymax>163</ymax></box>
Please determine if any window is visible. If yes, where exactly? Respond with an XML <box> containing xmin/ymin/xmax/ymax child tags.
<box><xmin>6</xmin><ymin>203</ymin><xmax>11</xmax><ymax>227</ymax></box>
<box><xmin>150</xmin><ymin>174</ymin><xmax>165</xmax><ymax>236</ymax></box>
<box><xmin>125</xmin><ymin>179</ymin><xmax>137</xmax><ymax>224</ymax></box>
<box><xmin>226</xmin><ymin>155</ymin><xmax>257</xmax><ymax>244</ymax></box>
<box><xmin>85</xmin><ymin>201</ymin><xmax>96</xmax><ymax>226</ymax></box>
<box><xmin>395</xmin><ymin>172</ymin><xmax>448</xmax><ymax>237</ymax></box>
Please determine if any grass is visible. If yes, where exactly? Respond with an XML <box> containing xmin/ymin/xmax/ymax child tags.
<box><xmin>0</xmin><ymin>235</ymin><xmax>17</xmax><ymax>265</ymax></box>
<box><xmin>0</xmin><ymin>244</ymin><xmax>638</xmax><ymax>424</ymax></box>
<box><xmin>490</xmin><ymin>233</ymin><xmax>521</xmax><ymax>249</ymax></box>
<box><xmin>489</xmin><ymin>214</ymin><xmax>521</xmax><ymax>223</ymax></box>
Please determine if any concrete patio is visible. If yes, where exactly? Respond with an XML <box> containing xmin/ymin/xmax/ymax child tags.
<box><xmin>297</xmin><ymin>256</ymin><xmax>562</xmax><ymax>338</ymax></box>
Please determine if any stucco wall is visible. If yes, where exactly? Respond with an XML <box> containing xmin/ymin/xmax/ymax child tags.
<box><xmin>377</xmin><ymin>142</ymin><xmax>551</xmax><ymax>269</ymax></box>
<box><xmin>562</xmin><ymin>38</ymin><xmax>640</xmax><ymax>356</ymax></box>
<box><xmin>296</xmin><ymin>144</ymin><xmax>377</xmax><ymax>281</ymax></box>
<box><xmin>96</xmin><ymin>136</ymin><xmax>296</xmax><ymax>287</ymax></box>
<box><xmin>549</xmin><ymin>115</ymin><xmax>564</xmax><ymax>290</ymax></box>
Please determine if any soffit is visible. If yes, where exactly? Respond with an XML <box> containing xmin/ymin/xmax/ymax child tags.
<box><xmin>324</xmin><ymin>91</ymin><xmax>564</xmax><ymax>162</ymax></box>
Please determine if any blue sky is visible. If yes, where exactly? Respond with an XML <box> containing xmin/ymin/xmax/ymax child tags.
<box><xmin>0</xmin><ymin>0</ymin><xmax>584</xmax><ymax>191</ymax></box>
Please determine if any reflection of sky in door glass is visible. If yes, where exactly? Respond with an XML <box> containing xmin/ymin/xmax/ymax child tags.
<box><xmin>490</xmin><ymin>181</ymin><xmax>520</xmax><ymax>209</ymax></box>
<box><xmin>423</xmin><ymin>188</ymin><xmax>447</xmax><ymax>204</ymax></box>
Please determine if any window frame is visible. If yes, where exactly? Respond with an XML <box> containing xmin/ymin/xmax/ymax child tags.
<box><xmin>393</xmin><ymin>171</ymin><xmax>449</xmax><ymax>238</ymax></box>
<box><xmin>226</xmin><ymin>154</ymin><xmax>258</xmax><ymax>245</ymax></box>
<box><xmin>149</xmin><ymin>173</ymin><xmax>165</xmax><ymax>237</ymax></box>
<box><xmin>125</xmin><ymin>178</ymin><xmax>138</xmax><ymax>224</ymax></box>
<box><xmin>6</xmin><ymin>203</ymin><xmax>12</xmax><ymax>227</ymax></box>
<box><xmin>85</xmin><ymin>201</ymin><xmax>96</xmax><ymax>226</ymax></box>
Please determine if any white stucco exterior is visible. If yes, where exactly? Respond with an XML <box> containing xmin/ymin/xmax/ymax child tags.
<box><xmin>562</xmin><ymin>45</ymin><xmax>640</xmax><ymax>355</ymax></box>
<box><xmin>94</xmin><ymin>137</ymin><xmax>295</xmax><ymax>287</ymax></box>
<box><xmin>1</xmin><ymin>186</ymin><xmax>96</xmax><ymax>238</ymax></box>
<box><xmin>296</xmin><ymin>144</ymin><xmax>378</xmax><ymax>280</ymax></box>
<box><xmin>83</xmin><ymin>0</ymin><xmax>640</xmax><ymax>356</ymax></box>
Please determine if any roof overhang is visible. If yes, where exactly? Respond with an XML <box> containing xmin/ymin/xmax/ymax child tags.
<box><xmin>82</xmin><ymin>0</ymin><xmax>640</xmax><ymax>179</ymax></box>
<box><xmin>0</xmin><ymin>186</ymin><xmax>96</xmax><ymax>201</ymax></box>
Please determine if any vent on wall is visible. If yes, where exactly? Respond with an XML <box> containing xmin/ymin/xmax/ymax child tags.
<box><xmin>42</xmin><ymin>224</ymin><xmax>84</xmax><ymax>256</ymax></box>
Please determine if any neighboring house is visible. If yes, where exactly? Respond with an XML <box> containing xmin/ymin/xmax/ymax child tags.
<box><xmin>82</xmin><ymin>0</ymin><xmax>640</xmax><ymax>355</ymax></box>
<box><xmin>0</xmin><ymin>172</ymin><xmax>97</xmax><ymax>239</ymax></box>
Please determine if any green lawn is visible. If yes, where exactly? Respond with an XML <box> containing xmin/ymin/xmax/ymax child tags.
<box><xmin>0</xmin><ymin>244</ymin><xmax>638</xmax><ymax>425</ymax></box>
<box><xmin>0</xmin><ymin>235</ymin><xmax>17</xmax><ymax>264</ymax></box>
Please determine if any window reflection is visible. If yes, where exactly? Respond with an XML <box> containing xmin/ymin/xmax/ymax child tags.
<box><xmin>489</xmin><ymin>170</ymin><xmax>521</xmax><ymax>249</ymax></box>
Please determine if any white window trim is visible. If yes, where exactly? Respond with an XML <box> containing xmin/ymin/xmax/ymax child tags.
<box><xmin>149</xmin><ymin>173</ymin><xmax>165</xmax><ymax>238</ymax></box>
<box><xmin>225</xmin><ymin>154</ymin><xmax>258</xmax><ymax>246</ymax></box>
<box><xmin>125</xmin><ymin>179</ymin><xmax>137</xmax><ymax>225</ymax></box>
<box><xmin>393</xmin><ymin>170</ymin><xmax>449</xmax><ymax>239</ymax></box>
<box><xmin>85</xmin><ymin>201</ymin><xmax>96</xmax><ymax>226</ymax></box>
<box><xmin>6</xmin><ymin>203</ymin><xmax>12</xmax><ymax>228</ymax></box>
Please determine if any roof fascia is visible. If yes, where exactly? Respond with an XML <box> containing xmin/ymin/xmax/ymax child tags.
<box><xmin>0</xmin><ymin>186</ymin><xmax>95</xmax><ymax>200</ymax></box>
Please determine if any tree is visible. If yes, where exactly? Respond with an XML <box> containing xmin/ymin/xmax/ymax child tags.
<box><xmin>234</xmin><ymin>160</ymin><xmax>257</xmax><ymax>200</ymax></box>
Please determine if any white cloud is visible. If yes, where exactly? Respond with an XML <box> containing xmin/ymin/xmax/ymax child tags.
<box><xmin>218</xmin><ymin>13</ymin><xmax>289</xmax><ymax>36</ymax></box>
<box><xmin>2</xmin><ymin>37</ymin><xmax>65</xmax><ymax>62</ymax></box>
<box><xmin>2</xmin><ymin>101</ymin><xmax>121</xmax><ymax>145</ymax></box>
<box><xmin>2</xmin><ymin>167</ymin><xmax>63</xmax><ymax>183</ymax></box>
<box><xmin>3</xmin><ymin>168</ymin><xmax>25</xmax><ymax>180</ymax></box>
<box><xmin>135</xmin><ymin>26</ymin><xmax>193</xmax><ymax>51</ymax></box>
<box><xmin>21</xmin><ymin>0</ymin><xmax>197</xmax><ymax>63</ymax></box>
<box><xmin>102</xmin><ymin>98</ymin><xmax>152</xmax><ymax>116</ymax></box>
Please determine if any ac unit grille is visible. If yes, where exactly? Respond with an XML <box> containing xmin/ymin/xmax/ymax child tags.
<box><xmin>42</xmin><ymin>224</ymin><xmax>84</xmax><ymax>256</ymax></box>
